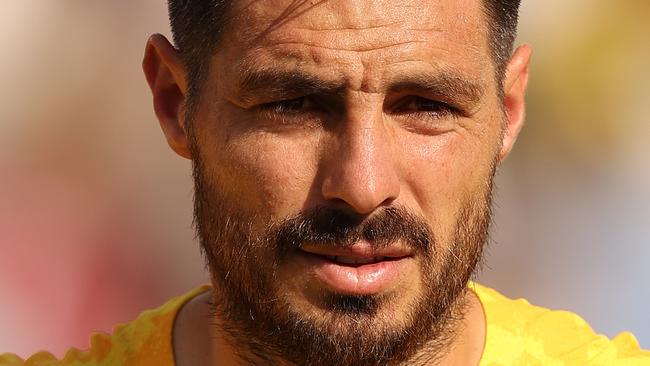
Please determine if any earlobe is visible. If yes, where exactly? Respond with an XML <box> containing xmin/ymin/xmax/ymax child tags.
<box><xmin>498</xmin><ymin>44</ymin><xmax>532</xmax><ymax>163</ymax></box>
<box><xmin>142</xmin><ymin>34</ymin><xmax>192</xmax><ymax>159</ymax></box>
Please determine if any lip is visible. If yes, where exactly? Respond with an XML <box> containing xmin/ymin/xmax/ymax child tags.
<box><xmin>297</xmin><ymin>244</ymin><xmax>413</xmax><ymax>296</ymax></box>
<box><xmin>300</xmin><ymin>242</ymin><xmax>413</xmax><ymax>259</ymax></box>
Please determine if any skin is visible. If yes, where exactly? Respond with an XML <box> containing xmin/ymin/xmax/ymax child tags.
<box><xmin>143</xmin><ymin>0</ymin><xmax>531</xmax><ymax>364</ymax></box>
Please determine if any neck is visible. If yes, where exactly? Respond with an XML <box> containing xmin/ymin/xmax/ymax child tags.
<box><xmin>173</xmin><ymin>288</ymin><xmax>486</xmax><ymax>366</ymax></box>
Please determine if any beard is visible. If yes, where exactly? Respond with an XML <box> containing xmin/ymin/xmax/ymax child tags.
<box><xmin>191</xmin><ymin>150</ymin><xmax>494</xmax><ymax>366</ymax></box>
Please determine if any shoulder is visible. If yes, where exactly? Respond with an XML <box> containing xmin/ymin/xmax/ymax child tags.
<box><xmin>0</xmin><ymin>285</ymin><xmax>210</xmax><ymax>366</ymax></box>
<box><xmin>472</xmin><ymin>283</ymin><xmax>650</xmax><ymax>366</ymax></box>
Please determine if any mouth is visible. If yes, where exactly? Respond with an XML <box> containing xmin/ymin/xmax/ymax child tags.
<box><xmin>320</xmin><ymin>255</ymin><xmax>402</xmax><ymax>266</ymax></box>
<box><xmin>297</xmin><ymin>243</ymin><xmax>414</xmax><ymax>295</ymax></box>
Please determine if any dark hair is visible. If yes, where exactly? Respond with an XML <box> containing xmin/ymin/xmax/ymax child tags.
<box><xmin>168</xmin><ymin>0</ymin><xmax>521</xmax><ymax>108</ymax></box>
<box><xmin>483</xmin><ymin>0</ymin><xmax>522</xmax><ymax>87</ymax></box>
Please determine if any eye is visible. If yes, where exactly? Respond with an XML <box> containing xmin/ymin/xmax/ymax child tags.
<box><xmin>394</xmin><ymin>96</ymin><xmax>459</xmax><ymax>119</ymax></box>
<box><xmin>259</xmin><ymin>97</ymin><xmax>309</xmax><ymax>115</ymax></box>
<box><xmin>255</xmin><ymin>96</ymin><xmax>324</xmax><ymax>127</ymax></box>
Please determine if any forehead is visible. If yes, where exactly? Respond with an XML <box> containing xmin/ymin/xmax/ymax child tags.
<box><xmin>219</xmin><ymin>0</ymin><xmax>492</xmax><ymax>92</ymax></box>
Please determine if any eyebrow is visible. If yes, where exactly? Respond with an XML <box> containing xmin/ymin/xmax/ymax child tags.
<box><xmin>234</xmin><ymin>67</ymin><xmax>485</xmax><ymax>107</ymax></box>
<box><xmin>235</xmin><ymin>69</ymin><xmax>345</xmax><ymax>104</ymax></box>
<box><xmin>387</xmin><ymin>72</ymin><xmax>485</xmax><ymax>107</ymax></box>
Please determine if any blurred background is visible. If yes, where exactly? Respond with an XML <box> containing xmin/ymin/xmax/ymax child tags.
<box><xmin>0</xmin><ymin>0</ymin><xmax>648</xmax><ymax>358</ymax></box>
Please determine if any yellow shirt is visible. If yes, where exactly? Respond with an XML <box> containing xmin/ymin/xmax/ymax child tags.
<box><xmin>2</xmin><ymin>283</ymin><xmax>648</xmax><ymax>365</ymax></box>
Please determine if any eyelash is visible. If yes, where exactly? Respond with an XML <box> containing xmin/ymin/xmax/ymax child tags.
<box><xmin>256</xmin><ymin>96</ymin><xmax>460</xmax><ymax>124</ymax></box>
<box><xmin>259</xmin><ymin>97</ymin><xmax>310</xmax><ymax>114</ymax></box>
<box><xmin>394</xmin><ymin>96</ymin><xmax>459</xmax><ymax>119</ymax></box>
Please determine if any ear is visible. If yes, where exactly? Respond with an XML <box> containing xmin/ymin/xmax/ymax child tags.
<box><xmin>143</xmin><ymin>34</ymin><xmax>191</xmax><ymax>159</ymax></box>
<box><xmin>498</xmin><ymin>44</ymin><xmax>532</xmax><ymax>162</ymax></box>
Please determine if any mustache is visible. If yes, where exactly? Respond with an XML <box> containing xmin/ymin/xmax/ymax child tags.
<box><xmin>274</xmin><ymin>205</ymin><xmax>435</xmax><ymax>255</ymax></box>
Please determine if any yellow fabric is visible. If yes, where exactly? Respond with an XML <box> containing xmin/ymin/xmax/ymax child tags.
<box><xmin>2</xmin><ymin>283</ymin><xmax>648</xmax><ymax>365</ymax></box>
<box><xmin>0</xmin><ymin>285</ymin><xmax>209</xmax><ymax>366</ymax></box>
<box><xmin>471</xmin><ymin>283</ymin><xmax>650</xmax><ymax>365</ymax></box>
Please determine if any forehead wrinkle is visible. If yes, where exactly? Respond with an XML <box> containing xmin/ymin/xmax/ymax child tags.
<box><xmin>293</xmin><ymin>20</ymin><xmax>402</xmax><ymax>31</ymax></box>
<box><xmin>264</xmin><ymin>40</ymin><xmax>430</xmax><ymax>54</ymax></box>
<box><xmin>230</xmin><ymin>0</ymin><xmax>489</xmax><ymax>50</ymax></box>
<box><xmin>230</xmin><ymin>43</ymin><xmax>488</xmax><ymax>99</ymax></box>
<box><xmin>237</xmin><ymin>0</ymin><xmax>454</xmax><ymax>51</ymax></box>
<box><xmin>289</xmin><ymin>22</ymin><xmax>444</xmax><ymax>34</ymax></box>
<box><xmin>223</xmin><ymin>0</ymin><xmax>492</xmax><ymax>100</ymax></box>
<box><xmin>261</xmin><ymin>20</ymin><xmax>445</xmax><ymax>56</ymax></box>
<box><xmin>248</xmin><ymin>39</ymin><xmax>454</xmax><ymax>93</ymax></box>
<box><xmin>311</xmin><ymin>0</ymin><xmax>449</xmax><ymax>30</ymax></box>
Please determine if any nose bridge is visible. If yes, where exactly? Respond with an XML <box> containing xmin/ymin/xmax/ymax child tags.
<box><xmin>320</xmin><ymin>106</ymin><xmax>400</xmax><ymax>214</ymax></box>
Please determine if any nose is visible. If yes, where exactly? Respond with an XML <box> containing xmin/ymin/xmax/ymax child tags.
<box><xmin>320</xmin><ymin>111</ymin><xmax>401</xmax><ymax>215</ymax></box>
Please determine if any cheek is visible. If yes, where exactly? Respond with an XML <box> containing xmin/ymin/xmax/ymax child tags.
<box><xmin>194</xmin><ymin>97</ymin><xmax>322</xmax><ymax>219</ymax></box>
<box><xmin>398</xmin><ymin>125</ymin><xmax>500</xmax><ymax>236</ymax></box>
<box><xmin>211</xmin><ymin>131</ymin><xmax>321</xmax><ymax>218</ymax></box>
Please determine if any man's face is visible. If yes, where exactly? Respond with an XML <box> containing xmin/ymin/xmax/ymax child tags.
<box><xmin>183</xmin><ymin>0</ymin><xmax>509</xmax><ymax>364</ymax></box>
